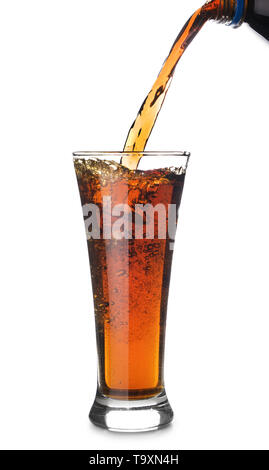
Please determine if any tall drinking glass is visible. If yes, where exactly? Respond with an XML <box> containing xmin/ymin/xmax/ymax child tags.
<box><xmin>73</xmin><ymin>151</ymin><xmax>190</xmax><ymax>432</ymax></box>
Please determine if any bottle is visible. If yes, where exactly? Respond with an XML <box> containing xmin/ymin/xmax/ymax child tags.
<box><xmin>245</xmin><ymin>0</ymin><xmax>269</xmax><ymax>39</ymax></box>
<box><xmin>218</xmin><ymin>0</ymin><xmax>269</xmax><ymax>40</ymax></box>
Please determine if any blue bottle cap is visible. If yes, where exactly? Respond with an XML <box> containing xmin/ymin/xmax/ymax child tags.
<box><xmin>231</xmin><ymin>0</ymin><xmax>245</xmax><ymax>27</ymax></box>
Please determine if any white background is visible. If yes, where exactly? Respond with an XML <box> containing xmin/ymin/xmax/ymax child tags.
<box><xmin>0</xmin><ymin>0</ymin><xmax>269</xmax><ymax>450</ymax></box>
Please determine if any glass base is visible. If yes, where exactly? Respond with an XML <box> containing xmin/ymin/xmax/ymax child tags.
<box><xmin>89</xmin><ymin>390</ymin><xmax>173</xmax><ymax>432</ymax></box>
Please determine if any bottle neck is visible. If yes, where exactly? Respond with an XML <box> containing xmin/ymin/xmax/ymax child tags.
<box><xmin>216</xmin><ymin>0</ymin><xmax>248</xmax><ymax>27</ymax></box>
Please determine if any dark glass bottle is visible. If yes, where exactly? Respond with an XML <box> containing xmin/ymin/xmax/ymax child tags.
<box><xmin>245</xmin><ymin>0</ymin><xmax>269</xmax><ymax>40</ymax></box>
<box><xmin>221</xmin><ymin>0</ymin><xmax>269</xmax><ymax>40</ymax></box>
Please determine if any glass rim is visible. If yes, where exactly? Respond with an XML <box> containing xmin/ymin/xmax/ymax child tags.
<box><xmin>73</xmin><ymin>150</ymin><xmax>190</xmax><ymax>158</ymax></box>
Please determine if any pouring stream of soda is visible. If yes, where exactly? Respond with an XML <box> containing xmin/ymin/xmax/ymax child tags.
<box><xmin>122</xmin><ymin>1</ymin><xmax>219</xmax><ymax>170</ymax></box>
